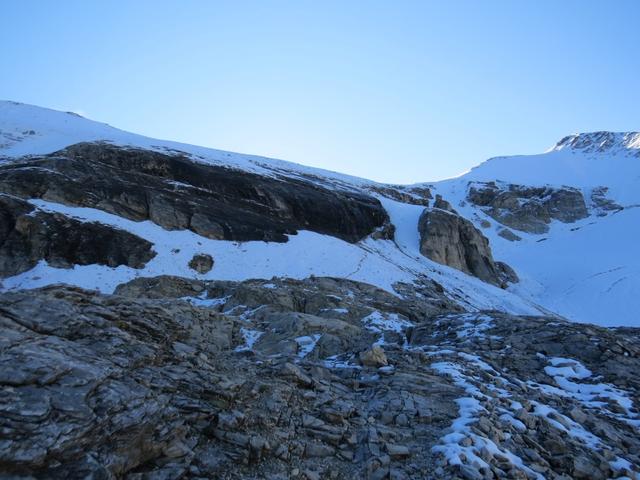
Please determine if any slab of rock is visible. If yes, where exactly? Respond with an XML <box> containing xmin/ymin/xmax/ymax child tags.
<box><xmin>0</xmin><ymin>142</ymin><xmax>388</xmax><ymax>244</ymax></box>
<box><xmin>497</xmin><ymin>227</ymin><xmax>522</xmax><ymax>242</ymax></box>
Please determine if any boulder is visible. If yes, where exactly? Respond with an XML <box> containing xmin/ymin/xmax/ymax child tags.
<box><xmin>497</xmin><ymin>228</ymin><xmax>521</xmax><ymax>242</ymax></box>
<box><xmin>189</xmin><ymin>253</ymin><xmax>214</xmax><ymax>274</ymax></box>
<box><xmin>359</xmin><ymin>346</ymin><xmax>388</xmax><ymax>367</ymax></box>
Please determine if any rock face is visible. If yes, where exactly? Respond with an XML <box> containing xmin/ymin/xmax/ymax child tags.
<box><xmin>467</xmin><ymin>181</ymin><xmax>589</xmax><ymax>234</ymax></box>
<box><xmin>0</xmin><ymin>142</ymin><xmax>388</xmax><ymax>243</ymax></box>
<box><xmin>1</xmin><ymin>277</ymin><xmax>638</xmax><ymax>479</ymax></box>
<box><xmin>418</xmin><ymin>206</ymin><xmax>516</xmax><ymax>287</ymax></box>
<box><xmin>0</xmin><ymin>194</ymin><xmax>155</xmax><ymax>277</ymax></box>
<box><xmin>188</xmin><ymin>253</ymin><xmax>214</xmax><ymax>274</ymax></box>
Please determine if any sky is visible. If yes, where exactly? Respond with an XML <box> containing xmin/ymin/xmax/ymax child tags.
<box><xmin>1</xmin><ymin>1</ymin><xmax>639</xmax><ymax>183</ymax></box>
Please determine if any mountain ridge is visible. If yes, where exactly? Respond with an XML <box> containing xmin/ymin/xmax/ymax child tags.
<box><xmin>1</xmin><ymin>100</ymin><xmax>639</xmax><ymax>479</ymax></box>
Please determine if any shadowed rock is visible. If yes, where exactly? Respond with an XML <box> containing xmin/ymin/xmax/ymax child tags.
<box><xmin>0</xmin><ymin>194</ymin><xmax>155</xmax><ymax>278</ymax></box>
<box><xmin>0</xmin><ymin>142</ymin><xmax>388</xmax><ymax>243</ymax></box>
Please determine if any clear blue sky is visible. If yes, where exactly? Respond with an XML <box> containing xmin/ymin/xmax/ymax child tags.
<box><xmin>1</xmin><ymin>1</ymin><xmax>639</xmax><ymax>183</ymax></box>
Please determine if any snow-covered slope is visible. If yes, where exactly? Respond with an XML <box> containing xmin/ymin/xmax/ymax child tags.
<box><xmin>1</xmin><ymin>100</ymin><xmax>638</xmax><ymax>326</ymax></box>
<box><xmin>430</xmin><ymin>132</ymin><xmax>640</xmax><ymax>327</ymax></box>
<box><xmin>452</xmin><ymin>131</ymin><xmax>640</xmax><ymax>205</ymax></box>
<box><xmin>0</xmin><ymin>100</ymin><xmax>373</xmax><ymax>189</ymax></box>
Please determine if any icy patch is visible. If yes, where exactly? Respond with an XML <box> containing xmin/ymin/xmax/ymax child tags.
<box><xmin>295</xmin><ymin>334</ymin><xmax>321</xmax><ymax>360</ymax></box>
<box><xmin>323</xmin><ymin>354</ymin><xmax>361</xmax><ymax>370</ymax></box>
<box><xmin>362</xmin><ymin>311</ymin><xmax>413</xmax><ymax>333</ymax></box>
<box><xmin>430</xmin><ymin>313</ymin><xmax>501</xmax><ymax>344</ymax></box>
<box><xmin>535</xmin><ymin>357</ymin><xmax>640</xmax><ymax>428</ymax></box>
<box><xmin>234</xmin><ymin>328</ymin><xmax>264</xmax><ymax>352</ymax></box>
<box><xmin>429</xmin><ymin>356</ymin><xmax>542</xmax><ymax>479</ymax></box>
<box><xmin>531</xmin><ymin>402</ymin><xmax>602</xmax><ymax>449</ymax></box>
<box><xmin>181</xmin><ymin>293</ymin><xmax>230</xmax><ymax>308</ymax></box>
<box><xmin>455</xmin><ymin>314</ymin><xmax>499</xmax><ymax>339</ymax></box>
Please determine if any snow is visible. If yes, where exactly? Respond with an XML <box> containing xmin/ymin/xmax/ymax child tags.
<box><xmin>426</xmin><ymin>131</ymin><xmax>640</xmax><ymax>326</ymax></box>
<box><xmin>430</xmin><ymin>356</ymin><xmax>543</xmax><ymax>479</ymax></box>
<box><xmin>2</xmin><ymin>100</ymin><xmax>639</xmax><ymax>326</ymax></box>
<box><xmin>295</xmin><ymin>334</ymin><xmax>321</xmax><ymax>359</ymax></box>
<box><xmin>452</xmin><ymin>136</ymin><xmax>640</xmax><ymax>206</ymax></box>
<box><xmin>322</xmin><ymin>354</ymin><xmax>361</xmax><ymax>370</ymax></box>
<box><xmin>234</xmin><ymin>328</ymin><xmax>264</xmax><ymax>352</ymax></box>
<box><xmin>0</xmin><ymin>198</ymin><xmax>544</xmax><ymax>319</ymax></box>
<box><xmin>181</xmin><ymin>294</ymin><xmax>230</xmax><ymax>308</ymax></box>
<box><xmin>0</xmin><ymin>100</ymin><xmax>374</xmax><ymax>190</ymax></box>
<box><xmin>531</xmin><ymin>402</ymin><xmax>603</xmax><ymax>449</ymax></box>
<box><xmin>423</xmin><ymin>182</ymin><xmax>640</xmax><ymax>326</ymax></box>
<box><xmin>427</xmin><ymin>346</ymin><xmax>636</xmax><ymax>476</ymax></box>
<box><xmin>534</xmin><ymin>357</ymin><xmax>640</xmax><ymax>429</ymax></box>
<box><xmin>361</xmin><ymin>311</ymin><xmax>413</xmax><ymax>333</ymax></box>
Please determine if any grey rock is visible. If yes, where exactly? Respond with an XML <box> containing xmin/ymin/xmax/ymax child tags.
<box><xmin>0</xmin><ymin>142</ymin><xmax>388</xmax><ymax>244</ymax></box>
<box><xmin>497</xmin><ymin>227</ymin><xmax>522</xmax><ymax>242</ymax></box>
<box><xmin>0</xmin><ymin>278</ymin><xmax>638</xmax><ymax>479</ymax></box>
<box><xmin>418</xmin><ymin>207</ymin><xmax>516</xmax><ymax>287</ymax></box>
<box><xmin>359</xmin><ymin>346</ymin><xmax>388</xmax><ymax>367</ymax></box>
<box><xmin>467</xmin><ymin>181</ymin><xmax>588</xmax><ymax>233</ymax></box>
<box><xmin>188</xmin><ymin>253</ymin><xmax>214</xmax><ymax>274</ymax></box>
<box><xmin>0</xmin><ymin>194</ymin><xmax>154</xmax><ymax>278</ymax></box>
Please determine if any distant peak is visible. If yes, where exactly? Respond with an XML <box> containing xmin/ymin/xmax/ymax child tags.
<box><xmin>551</xmin><ymin>131</ymin><xmax>640</xmax><ymax>154</ymax></box>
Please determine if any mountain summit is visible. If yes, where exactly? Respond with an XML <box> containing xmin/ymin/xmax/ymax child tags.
<box><xmin>551</xmin><ymin>131</ymin><xmax>640</xmax><ymax>154</ymax></box>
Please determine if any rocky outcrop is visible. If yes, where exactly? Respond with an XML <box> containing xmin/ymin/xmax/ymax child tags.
<box><xmin>467</xmin><ymin>181</ymin><xmax>589</xmax><ymax>233</ymax></box>
<box><xmin>0</xmin><ymin>194</ymin><xmax>154</xmax><ymax>277</ymax></box>
<box><xmin>1</xmin><ymin>279</ymin><xmax>638</xmax><ymax>479</ymax></box>
<box><xmin>553</xmin><ymin>131</ymin><xmax>640</xmax><ymax>156</ymax></box>
<box><xmin>432</xmin><ymin>194</ymin><xmax>455</xmax><ymax>212</ymax></box>
<box><xmin>591</xmin><ymin>186</ymin><xmax>624</xmax><ymax>216</ymax></box>
<box><xmin>418</xmin><ymin>207</ymin><xmax>516</xmax><ymax>287</ymax></box>
<box><xmin>0</xmin><ymin>142</ymin><xmax>388</xmax><ymax>243</ymax></box>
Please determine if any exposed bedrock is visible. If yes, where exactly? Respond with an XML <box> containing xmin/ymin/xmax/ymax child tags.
<box><xmin>0</xmin><ymin>279</ymin><xmax>638</xmax><ymax>479</ymax></box>
<box><xmin>467</xmin><ymin>181</ymin><xmax>589</xmax><ymax>234</ymax></box>
<box><xmin>0</xmin><ymin>194</ymin><xmax>155</xmax><ymax>278</ymax></box>
<box><xmin>418</xmin><ymin>206</ymin><xmax>517</xmax><ymax>287</ymax></box>
<box><xmin>0</xmin><ymin>142</ymin><xmax>388</xmax><ymax>243</ymax></box>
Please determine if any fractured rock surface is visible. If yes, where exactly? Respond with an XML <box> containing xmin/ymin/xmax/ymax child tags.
<box><xmin>467</xmin><ymin>181</ymin><xmax>589</xmax><ymax>234</ymax></box>
<box><xmin>1</xmin><ymin>276</ymin><xmax>638</xmax><ymax>479</ymax></box>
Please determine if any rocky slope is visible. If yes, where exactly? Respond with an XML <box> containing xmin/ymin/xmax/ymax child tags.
<box><xmin>1</xmin><ymin>279</ymin><xmax>639</xmax><ymax>479</ymax></box>
<box><xmin>0</xmin><ymin>101</ymin><xmax>639</xmax><ymax>478</ymax></box>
